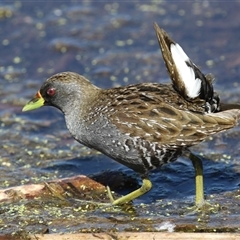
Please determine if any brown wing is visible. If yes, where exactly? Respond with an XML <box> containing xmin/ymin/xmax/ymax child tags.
<box><xmin>103</xmin><ymin>84</ymin><xmax>239</xmax><ymax>149</ymax></box>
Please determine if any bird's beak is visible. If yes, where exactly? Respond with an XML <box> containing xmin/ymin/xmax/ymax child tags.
<box><xmin>22</xmin><ymin>91</ymin><xmax>45</xmax><ymax>112</ymax></box>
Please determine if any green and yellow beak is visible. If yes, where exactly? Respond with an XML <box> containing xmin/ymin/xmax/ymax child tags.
<box><xmin>22</xmin><ymin>91</ymin><xmax>45</xmax><ymax>112</ymax></box>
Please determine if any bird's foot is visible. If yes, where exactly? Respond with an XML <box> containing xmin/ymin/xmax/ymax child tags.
<box><xmin>106</xmin><ymin>186</ymin><xmax>132</xmax><ymax>205</ymax></box>
<box><xmin>185</xmin><ymin>199</ymin><xmax>221</xmax><ymax>215</ymax></box>
<box><xmin>106</xmin><ymin>186</ymin><xmax>116</xmax><ymax>204</ymax></box>
<box><xmin>106</xmin><ymin>178</ymin><xmax>152</xmax><ymax>205</ymax></box>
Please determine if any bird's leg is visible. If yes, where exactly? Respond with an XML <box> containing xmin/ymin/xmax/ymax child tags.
<box><xmin>184</xmin><ymin>150</ymin><xmax>204</xmax><ymax>206</ymax></box>
<box><xmin>107</xmin><ymin>178</ymin><xmax>152</xmax><ymax>205</ymax></box>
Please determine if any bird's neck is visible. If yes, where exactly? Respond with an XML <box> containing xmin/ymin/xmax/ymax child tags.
<box><xmin>63</xmin><ymin>87</ymin><xmax>102</xmax><ymax>143</ymax></box>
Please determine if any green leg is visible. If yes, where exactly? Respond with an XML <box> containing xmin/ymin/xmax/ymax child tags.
<box><xmin>107</xmin><ymin>178</ymin><xmax>152</xmax><ymax>205</ymax></box>
<box><xmin>184</xmin><ymin>151</ymin><xmax>204</xmax><ymax>206</ymax></box>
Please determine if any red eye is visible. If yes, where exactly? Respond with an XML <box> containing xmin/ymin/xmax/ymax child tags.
<box><xmin>47</xmin><ymin>88</ymin><xmax>56</xmax><ymax>97</ymax></box>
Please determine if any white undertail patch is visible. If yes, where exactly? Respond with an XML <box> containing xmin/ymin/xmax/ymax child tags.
<box><xmin>170</xmin><ymin>43</ymin><xmax>201</xmax><ymax>99</ymax></box>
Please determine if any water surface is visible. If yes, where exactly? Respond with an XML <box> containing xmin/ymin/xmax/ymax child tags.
<box><xmin>0</xmin><ymin>0</ymin><xmax>240</xmax><ymax>234</ymax></box>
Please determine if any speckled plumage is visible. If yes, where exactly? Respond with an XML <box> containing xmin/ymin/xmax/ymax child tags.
<box><xmin>23</xmin><ymin>23</ymin><xmax>240</xmax><ymax>205</ymax></box>
<box><xmin>38</xmin><ymin>71</ymin><xmax>240</xmax><ymax>177</ymax></box>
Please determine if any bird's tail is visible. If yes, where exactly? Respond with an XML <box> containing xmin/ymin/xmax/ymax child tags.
<box><xmin>208</xmin><ymin>105</ymin><xmax>240</xmax><ymax>129</ymax></box>
<box><xmin>154</xmin><ymin>22</ymin><xmax>220</xmax><ymax>113</ymax></box>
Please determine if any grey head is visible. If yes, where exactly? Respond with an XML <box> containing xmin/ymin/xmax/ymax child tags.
<box><xmin>39</xmin><ymin>72</ymin><xmax>100</xmax><ymax>114</ymax></box>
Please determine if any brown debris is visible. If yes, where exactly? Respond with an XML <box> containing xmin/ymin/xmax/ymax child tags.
<box><xmin>0</xmin><ymin>175</ymin><xmax>106</xmax><ymax>203</ymax></box>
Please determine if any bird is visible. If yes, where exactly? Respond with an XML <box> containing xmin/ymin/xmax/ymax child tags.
<box><xmin>22</xmin><ymin>22</ymin><xmax>240</xmax><ymax>207</ymax></box>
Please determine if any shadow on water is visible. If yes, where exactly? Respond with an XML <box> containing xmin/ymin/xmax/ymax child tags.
<box><xmin>41</xmin><ymin>154</ymin><xmax>240</xmax><ymax>204</ymax></box>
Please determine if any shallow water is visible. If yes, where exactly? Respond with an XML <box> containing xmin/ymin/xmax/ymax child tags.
<box><xmin>0</xmin><ymin>0</ymin><xmax>240</xmax><ymax>234</ymax></box>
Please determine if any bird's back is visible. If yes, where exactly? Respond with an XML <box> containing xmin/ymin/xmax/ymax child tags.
<box><xmin>90</xmin><ymin>83</ymin><xmax>240</xmax><ymax>148</ymax></box>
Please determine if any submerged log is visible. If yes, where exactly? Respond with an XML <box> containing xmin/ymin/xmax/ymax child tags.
<box><xmin>0</xmin><ymin>175</ymin><xmax>105</xmax><ymax>203</ymax></box>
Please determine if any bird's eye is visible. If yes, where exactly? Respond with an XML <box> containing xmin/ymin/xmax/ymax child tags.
<box><xmin>47</xmin><ymin>88</ymin><xmax>56</xmax><ymax>97</ymax></box>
